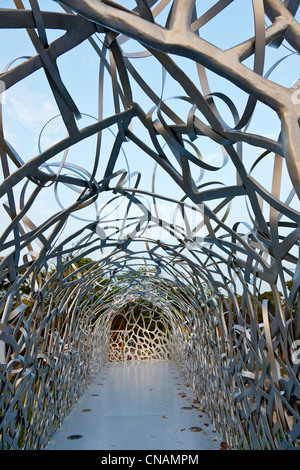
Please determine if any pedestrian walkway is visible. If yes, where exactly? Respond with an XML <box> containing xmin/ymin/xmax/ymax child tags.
<box><xmin>44</xmin><ymin>360</ymin><xmax>223</xmax><ymax>450</ymax></box>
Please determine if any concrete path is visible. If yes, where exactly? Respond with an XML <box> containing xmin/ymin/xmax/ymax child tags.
<box><xmin>44</xmin><ymin>360</ymin><xmax>223</xmax><ymax>450</ymax></box>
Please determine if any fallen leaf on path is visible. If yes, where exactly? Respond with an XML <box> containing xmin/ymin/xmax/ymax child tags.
<box><xmin>189</xmin><ymin>427</ymin><xmax>202</xmax><ymax>432</ymax></box>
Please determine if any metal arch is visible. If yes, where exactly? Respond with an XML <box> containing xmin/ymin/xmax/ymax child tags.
<box><xmin>0</xmin><ymin>0</ymin><xmax>299</xmax><ymax>450</ymax></box>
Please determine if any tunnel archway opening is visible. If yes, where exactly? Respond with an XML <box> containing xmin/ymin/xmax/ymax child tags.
<box><xmin>108</xmin><ymin>300</ymin><xmax>173</xmax><ymax>362</ymax></box>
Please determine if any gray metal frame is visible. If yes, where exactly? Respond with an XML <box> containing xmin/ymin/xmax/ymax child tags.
<box><xmin>0</xmin><ymin>0</ymin><xmax>299</xmax><ymax>450</ymax></box>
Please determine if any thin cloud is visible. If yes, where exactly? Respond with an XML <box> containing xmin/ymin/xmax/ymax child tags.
<box><xmin>7</xmin><ymin>85</ymin><xmax>57</xmax><ymax>131</ymax></box>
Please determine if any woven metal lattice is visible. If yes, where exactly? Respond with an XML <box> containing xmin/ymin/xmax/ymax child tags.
<box><xmin>0</xmin><ymin>0</ymin><xmax>299</xmax><ymax>450</ymax></box>
<box><xmin>109</xmin><ymin>302</ymin><xmax>172</xmax><ymax>362</ymax></box>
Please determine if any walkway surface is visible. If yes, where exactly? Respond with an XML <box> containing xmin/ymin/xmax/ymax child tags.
<box><xmin>44</xmin><ymin>360</ymin><xmax>223</xmax><ymax>450</ymax></box>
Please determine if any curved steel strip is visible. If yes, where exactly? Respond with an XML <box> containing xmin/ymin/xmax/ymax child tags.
<box><xmin>0</xmin><ymin>0</ymin><xmax>299</xmax><ymax>451</ymax></box>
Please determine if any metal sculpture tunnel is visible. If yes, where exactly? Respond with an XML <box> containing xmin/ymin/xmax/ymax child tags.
<box><xmin>0</xmin><ymin>0</ymin><xmax>300</xmax><ymax>451</ymax></box>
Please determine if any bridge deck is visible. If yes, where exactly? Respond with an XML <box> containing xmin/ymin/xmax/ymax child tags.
<box><xmin>44</xmin><ymin>360</ymin><xmax>223</xmax><ymax>451</ymax></box>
